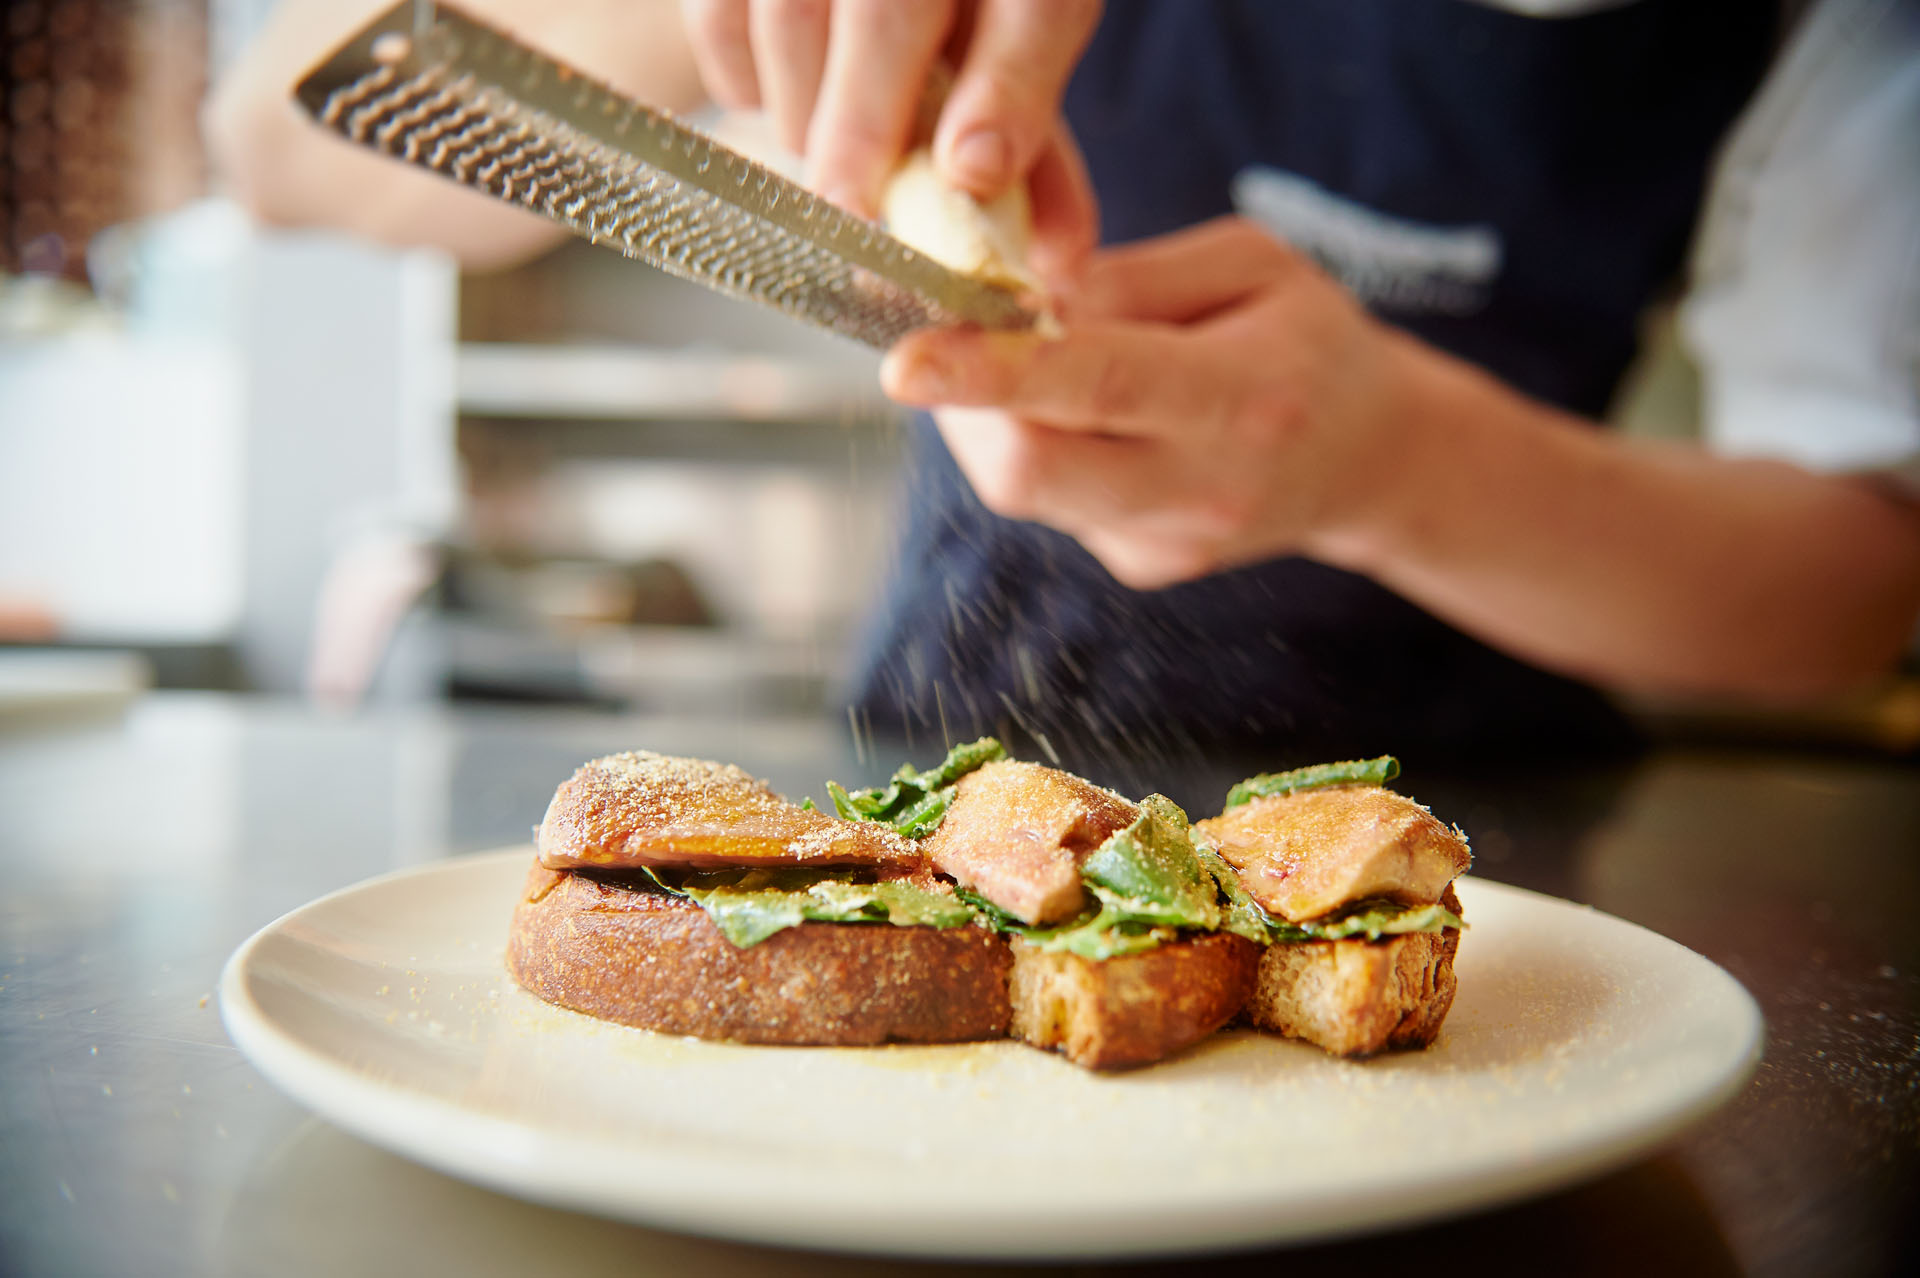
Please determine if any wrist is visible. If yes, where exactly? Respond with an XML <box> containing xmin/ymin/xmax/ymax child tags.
<box><xmin>1301</xmin><ymin>324</ymin><xmax>1446</xmax><ymax>577</ymax></box>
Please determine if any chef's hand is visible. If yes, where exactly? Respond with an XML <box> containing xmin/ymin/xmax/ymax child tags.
<box><xmin>678</xmin><ymin>0</ymin><xmax>1101</xmax><ymax>274</ymax></box>
<box><xmin>881</xmin><ymin>217</ymin><xmax>1415</xmax><ymax>589</ymax></box>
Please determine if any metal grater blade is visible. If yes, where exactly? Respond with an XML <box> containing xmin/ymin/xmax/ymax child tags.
<box><xmin>292</xmin><ymin>2</ymin><xmax>1037</xmax><ymax>349</ymax></box>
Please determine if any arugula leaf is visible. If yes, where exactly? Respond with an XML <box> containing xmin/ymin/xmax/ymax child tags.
<box><xmin>655</xmin><ymin>867</ymin><xmax>979</xmax><ymax>948</ymax></box>
<box><xmin>685</xmin><ymin>888</ymin><xmax>812</xmax><ymax>948</ymax></box>
<box><xmin>1288</xmin><ymin>899</ymin><xmax>1465</xmax><ymax>942</ymax></box>
<box><xmin>957</xmin><ymin>795</ymin><xmax>1217</xmax><ymax>958</ymax></box>
<box><xmin>1080</xmin><ymin>795</ymin><xmax>1221</xmax><ymax>931</ymax></box>
<box><xmin>890</xmin><ymin>786</ymin><xmax>955</xmax><ymax>840</ymax></box>
<box><xmin>952</xmin><ymin>884</ymin><xmax>1022</xmax><ymax>929</ymax></box>
<box><xmin>812</xmin><ymin>879</ymin><xmax>978</xmax><ymax>929</ymax></box>
<box><xmin>827</xmin><ymin>737</ymin><xmax>1006</xmax><ymax>837</ymax></box>
<box><xmin>824</xmin><ymin>780</ymin><xmax>861</xmax><ymax>821</ymax></box>
<box><xmin>1013</xmin><ymin>919</ymin><xmax>1174</xmax><ymax>960</ymax></box>
<box><xmin>1196</xmin><ymin>846</ymin><xmax>1279</xmax><ymax>945</ymax></box>
<box><xmin>1224</xmin><ymin>756</ymin><xmax>1401</xmax><ymax>809</ymax></box>
<box><xmin>954</xmin><ymin>888</ymin><xmax>1170</xmax><ymax>959</ymax></box>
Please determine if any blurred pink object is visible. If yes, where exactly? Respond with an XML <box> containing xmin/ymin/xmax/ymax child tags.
<box><xmin>305</xmin><ymin>534</ymin><xmax>440</xmax><ymax>707</ymax></box>
<box><xmin>0</xmin><ymin>596</ymin><xmax>60</xmax><ymax>642</ymax></box>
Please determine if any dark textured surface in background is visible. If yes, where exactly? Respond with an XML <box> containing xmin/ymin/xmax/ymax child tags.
<box><xmin>1</xmin><ymin>0</ymin><xmax>207</xmax><ymax>281</ymax></box>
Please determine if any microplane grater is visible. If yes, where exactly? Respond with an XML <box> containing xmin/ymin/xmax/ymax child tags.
<box><xmin>293</xmin><ymin>2</ymin><xmax>1037</xmax><ymax>349</ymax></box>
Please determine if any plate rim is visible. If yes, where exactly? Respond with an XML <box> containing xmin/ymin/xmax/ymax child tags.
<box><xmin>220</xmin><ymin>848</ymin><xmax>1764</xmax><ymax>1260</ymax></box>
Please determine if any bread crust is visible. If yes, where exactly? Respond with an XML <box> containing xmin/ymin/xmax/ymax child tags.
<box><xmin>1009</xmin><ymin>932</ymin><xmax>1261</xmax><ymax>1070</ymax></box>
<box><xmin>508</xmin><ymin>861</ymin><xmax>1012</xmax><ymax>1046</ymax></box>
<box><xmin>1243</xmin><ymin>886</ymin><xmax>1463</xmax><ymax>1057</ymax></box>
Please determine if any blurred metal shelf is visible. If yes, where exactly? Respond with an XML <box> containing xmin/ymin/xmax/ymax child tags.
<box><xmin>455</xmin><ymin>342</ymin><xmax>897</xmax><ymax>423</ymax></box>
<box><xmin>437</xmin><ymin>615</ymin><xmax>843</xmax><ymax>714</ymax></box>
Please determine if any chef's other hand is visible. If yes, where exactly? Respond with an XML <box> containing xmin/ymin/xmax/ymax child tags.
<box><xmin>881</xmin><ymin>216</ymin><xmax>1416</xmax><ymax>590</ymax></box>
<box><xmin>679</xmin><ymin>0</ymin><xmax>1100</xmax><ymax>264</ymax></box>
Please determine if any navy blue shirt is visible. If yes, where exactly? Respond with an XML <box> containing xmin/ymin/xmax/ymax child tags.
<box><xmin>852</xmin><ymin>0</ymin><xmax>1774</xmax><ymax>776</ymax></box>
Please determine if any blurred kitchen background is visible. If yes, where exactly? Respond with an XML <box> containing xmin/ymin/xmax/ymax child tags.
<box><xmin>2</xmin><ymin>0</ymin><xmax>1915</xmax><ymax>754</ymax></box>
<box><xmin>2</xmin><ymin>0</ymin><xmax>913</xmax><ymax>726</ymax></box>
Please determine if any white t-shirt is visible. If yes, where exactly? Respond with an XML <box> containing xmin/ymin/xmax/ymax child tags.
<box><xmin>1461</xmin><ymin>0</ymin><xmax>1919</xmax><ymax>488</ymax></box>
<box><xmin>1681</xmin><ymin>0</ymin><xmax>1920</xmax><ymax>488</ymax></box>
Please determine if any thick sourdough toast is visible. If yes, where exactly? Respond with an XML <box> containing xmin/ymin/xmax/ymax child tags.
<box><xmin>508</xmin><ymin>861</ymin><xmax>1264</xmax><ymax>1067</ymax></box>
<box><xmin>508</xmin><ymin>863</ymin><xmax>1012</xmax><ymax>1046</ymax></box>
<box><xmin>1244</xmin><ymin>886</ymin><xmax>1464</xmax><ymax>1057</ymax></box>
<box><xmin>1010</xmin><ymin>933</ymin><xmax>1261</xmax><ymax>1069</ymax></box>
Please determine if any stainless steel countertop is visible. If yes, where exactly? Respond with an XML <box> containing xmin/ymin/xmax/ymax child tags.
<box><xmin>2</xmin><ymin>693</ymin><xmax>1915</xmax><ymax>1277</ymax></box>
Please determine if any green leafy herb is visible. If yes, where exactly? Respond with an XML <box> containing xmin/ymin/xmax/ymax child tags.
<box><xmin>828</xmin><ymin>737</ymin><xmax>1006</xmax><ymax>838</ymax></box>
<box><xmin>956</xmin><ymin>886</ymin><xmax>1173</xmax><ymax>959</ymax></box>
<box><xmin>958</xmin><ymin>795</ymin><xmax>1217</xmax><ymax>959</ymax></box>
<box><xmin>1197</xmin><ymin>846</ymin><xmax>1280</xmax><ymax>945</ymax></box>
<box><xmin>889</xmin><ymin>786</ymin><xmax>955</xmax><ymax>840</ymax></box>
<box><xmin>1010</xmin><ymin>918</ymin><xmax>1174</xmax><ymax>960</ymax></box>
<box><xmin>649</xmin><ymin>866</ymin><xmax>978</xmax><ymax>948</ymax></box>
<box><xmin>1224</xmin><ymin>756</ymin><xmax>1401</xmax><ymax>809</ymax></box>
<box><xmin>684</xmin><ymin>886</ymin><xmax>810</xmax><ymax>948</ymax></box>
<box><xmin>1280</xmin><ymin>899</ymin><xmax>1466</xmax><ymax>942</ymax></box>
<box><xmin>951</xmin><ymin>884</ymin><xmax>1019</xmax><ymax>928</ymax></box>
<box><xmin>815</xmin><ymin>880</ymin><xmax>978</xmax><ymax>929</ymax></box>
<box><xmin>1080</xmin><ymin>795</ymin><xmax>1221</xmax><ymax>931</ymax></box>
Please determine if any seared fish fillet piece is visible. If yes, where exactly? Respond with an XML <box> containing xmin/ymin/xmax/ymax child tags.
<box><xmin>538</xmin><ymin>751</ymin><xmax>921</xmax><ymax>872</ymax></box>
<box><xmin>1196</xmin><ymin>786</ymin><xmax>1470</xmax><ymax>922</ymax></box>
<box><xmin>923</xmin><ymin>759</ymin><xmax>1138</xmax><ymax>925</ymax></box>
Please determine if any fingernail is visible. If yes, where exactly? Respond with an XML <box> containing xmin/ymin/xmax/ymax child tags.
<box><xmin>947</xmin><ymin>129</ymin><xmax>1010</xmax><ymax>189</ymax></box>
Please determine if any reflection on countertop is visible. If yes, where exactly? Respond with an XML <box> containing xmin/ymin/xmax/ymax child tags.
<box><xmin>0</xmin><ymin>693</ymin><xmax>1914</xmax><ymax>1277</ymax></box>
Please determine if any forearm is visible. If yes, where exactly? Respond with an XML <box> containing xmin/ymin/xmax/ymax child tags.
<box><xmin>205</xmin><ymin>0</ymin><xmax>707</xmax><ymax>270</ymax></box>
<box><xmin>881</xmin><ymin>217</ymin><xmax>1920</xmax><ymax>700</ymax></box>
<box><xmin>1315</xmin><ymin>335</ymin><xmax>1920</xmax><ymax>700</ymax></box>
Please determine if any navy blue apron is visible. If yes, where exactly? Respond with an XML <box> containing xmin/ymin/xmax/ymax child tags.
<box><xmin>850</xmin><ymin>0</ymin><xmax>1775</xmax><ymax>777</ymax></box>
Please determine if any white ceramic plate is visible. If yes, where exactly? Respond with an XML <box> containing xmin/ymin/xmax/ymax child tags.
<box><xmin>221</xmin><ymin>850</ymin><xmax>1761</xmax><ymax>1260</ymax></box>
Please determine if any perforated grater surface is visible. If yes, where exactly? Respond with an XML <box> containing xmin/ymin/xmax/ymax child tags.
<box><xmin>294</xmin><ymin>2</ymin><xmax>1037</xmax><ymax>349</ymax></box>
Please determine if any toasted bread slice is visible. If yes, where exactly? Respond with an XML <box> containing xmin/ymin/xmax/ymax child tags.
<box><xmin>508</xmin><ymin>862</ymin><xmax>1012</xmax><ymax>1045</ymax></box>
<box><xmin>1008</xmin><ymin>932</ymin><xmax>1261</xmax><ymax>1070</ymax></box>
<box><xmin>508</xmin><ymin>860</ymin><xmax>1258</xmax><ymax>1068</ymax></box>
<box><xmin>1243</xmin><ymin>886</ymin><xmax>1463</xmax><ymax>1057</ymax></box>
